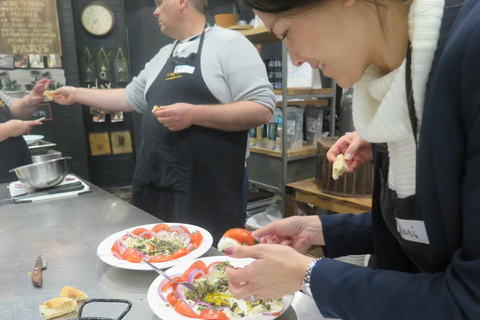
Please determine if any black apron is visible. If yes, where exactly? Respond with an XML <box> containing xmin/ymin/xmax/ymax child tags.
<box><xmin>377</xmin><ymin>44</ymin><xmax>438</xmax><ymax>273</ymax></box>
<box><xmin>0</xmin><ymin>104</ymin><xmax>31</xmax><ymax>184</ymax></box>
<box><xmin>131</xmin><ymin>29</ymin><xmax>247</xmax><ymax>243</ymax></box>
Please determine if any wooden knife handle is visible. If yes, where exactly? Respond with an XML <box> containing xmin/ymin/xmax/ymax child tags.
<box><xmin>32</xmin><ymin>266</ymin><xmax>42</xmax><ymax>287</ymax></box>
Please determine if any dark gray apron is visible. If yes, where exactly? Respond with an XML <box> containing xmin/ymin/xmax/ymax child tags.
<box><xmin>0</xmin><ymin>103</ymin><xmax>31</xmax><ymax>183</ymax></box>
<box><xmin>377</xmin><ymin>44</ymin><xmax>438</xmax><ymax>273</ymax></box>
<box><xmin>131</xmin><ymin>29</ymin><xmax>247</xmax><ymax>243</ymax></box>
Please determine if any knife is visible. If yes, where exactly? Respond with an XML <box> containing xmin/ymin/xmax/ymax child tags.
<box><xmin>32</xmin><ymin>254</ymin><xmax>47</xmax><ymax>287</ymax></box>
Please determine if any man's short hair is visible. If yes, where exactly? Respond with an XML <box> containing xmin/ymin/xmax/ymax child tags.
<box><xmin>190</xmin><ymin>0</ymin><xmax>208</xmax><ymax>13</ymax></box>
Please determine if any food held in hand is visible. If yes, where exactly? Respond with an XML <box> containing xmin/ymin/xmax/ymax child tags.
<box><xmin>152</xmin><ymin>105</ymin><xmax>162</xmax><ymax>113</ymax></box>
<box><xmin>43</xmin><ymin>90</ymin><xmax>54</xmax><ymax>102</ymax></box>
<box><xmin>332</xmin><ymin>154</ymin><xmax>349</xmax><ymax>180</ymax></box>
<box><xmin>39</xmin><ymin>297</ymin><xmax>77</xmax><ymax>320</ymax></box>
<box><xmin>217</xmin><ymin>228</ymin><xmax>255</xmax><ymax>252</ymax></box>
<box><xmin>60</xmin><ymin>286</ymin><xmax>89</xmax><ymax>302</ymax></box>
<box><xmin>111</xmin><ymin>224</ymin><xmax>203</xmax><ymax>263</ymax></box>
<box><xmin>159</xmin><ymin>260</ymin><xmax>285</xmax><ymax>318</ymax></box>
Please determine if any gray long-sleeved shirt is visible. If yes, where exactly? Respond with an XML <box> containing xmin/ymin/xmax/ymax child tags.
<box><xmin>125</xmin><ymin>26</ymin><xmax>275</xmax><ymax>114</ymax></box>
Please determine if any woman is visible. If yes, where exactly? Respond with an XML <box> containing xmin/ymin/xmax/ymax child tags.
<box><xmin>225</xmin><ymin>0</ymin><xmax>480</xmax><ymax>318</ymax></box>
<box><xmin>0</xmin><ymin>79</ymin><xmax>51</xmax><ymax>183</ymax></box>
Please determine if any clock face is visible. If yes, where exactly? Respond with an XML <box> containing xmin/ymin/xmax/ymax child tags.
<box><xmin>81</xmin><ymin>2</ymin><xmax>115</xmax><ymax>37</ymax></box>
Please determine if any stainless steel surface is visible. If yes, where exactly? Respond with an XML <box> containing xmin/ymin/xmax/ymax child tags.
<box><xmin>0</xmin><ymin>180</ymin><xmax>329</xmax><ymax>320</ymax></box>
<box><xmin>9</xmin><ymin>157</ymin><xmax>71</xmax><ymax>190</ymax></box>
<box><xmin>31</xmin><ymin>150</ymin><xmax>62</xmax><ymax>163</ymax></box>
<box><xmin>28</xmin><ymin>140</ymin><xmax>56</xmax><ymax>150</ymax></box>
<box><xmin>142</xmin><ymin>259</ymin><xmax>196</xmax><ymax>292</ymax></box>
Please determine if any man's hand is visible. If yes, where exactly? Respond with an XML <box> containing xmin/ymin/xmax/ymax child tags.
<box><xmin>52</xmin><ymin>86</ymin><xmax>78</xmax><ymax>106</ymax></box>
<box><xmin>153</xmin><ymin>103</ymin><xmax>196</xmax><ymax>131</ymax></box>
<box><xmin>27</xmin><ymin>79</ymin><xmax>51</xmax><ymax>105</ymax></box>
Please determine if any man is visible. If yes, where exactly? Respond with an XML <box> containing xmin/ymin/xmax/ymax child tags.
<box><xmin>0</xmin><ymin>79</ymin><xmax>51</xmax><ymax>183</ymax></box>
<box><xmin>53</xmin><ymin>0</ymin><xmax>275</xmax><ymax>241</ymax></box>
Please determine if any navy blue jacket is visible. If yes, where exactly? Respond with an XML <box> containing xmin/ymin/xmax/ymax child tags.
<box><xmin>311</xmin><ymin>0</ymin><xmax>480</xmax><ymax>318</ymax></box>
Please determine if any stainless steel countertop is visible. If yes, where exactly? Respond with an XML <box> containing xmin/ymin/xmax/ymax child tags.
<box><xmin>0</xmin><ymin>181</ymin><xmax>329</xmax><ymax>320</ymax></box>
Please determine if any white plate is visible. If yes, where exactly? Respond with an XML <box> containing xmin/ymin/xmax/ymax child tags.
<box><xmin>97</xmin><ymin>223</ymin><xmax>213</xmax><ymax>271</ymax></box>
<box><xmin>23</xmin><ymin>135</ymin><xmax>44</xmax><ymax>145</ymax></box>
<box><xmin>147</xmin><ymin>256</ymin><xmax>294</xmax><ymax>320</ymax></box>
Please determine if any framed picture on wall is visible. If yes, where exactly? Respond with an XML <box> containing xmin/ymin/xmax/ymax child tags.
<box><xmin>14</xmin><ymin>55</ymin><xmax>29</xmax><ymax>69</ymax></box>
<box><xmin>111</xmin><ymin>131</ymin><xmax>133</xmax><ymax>155</ymax></box>
<box><xmin>29</xmin><ymin>54</ymin><xmax>45</xmax><ymax>69</ymax></box>
<box><xmin>0</xmin><ymin>54</ymin><xmax>14</xmax><ymax>69</ymax></box>
<box><xmin>88</xmin><ymin>132</ymin><xmax>111</xmax><ymax>156</ymax></box>
<box><xmin>47</xmin><ymin>54</ymin><xmax>62</xmax><ymax>68</ymax></box>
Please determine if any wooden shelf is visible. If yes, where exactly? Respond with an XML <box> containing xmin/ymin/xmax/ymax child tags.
<box><xmin>276</xmin><ymin>99</ymin><xmax>329</xmax><ymax>108</ymax></box>
<box><xmin>250</xmin><ymin>144</ymin><xmax>317</xmax><ymax>159</ymax></box>
<box><xmin>237</xmin><ymin>26</ymin><xmax>279</xmax><ymax>44</ymax></box>
<box><xmin>274</xmin><ymin>88</ymin><xmax>334</xmax><ymax>96</ymax></box>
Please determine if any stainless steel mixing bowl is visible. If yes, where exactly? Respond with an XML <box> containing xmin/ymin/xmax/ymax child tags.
<box><xmin>9</xmin><ymin>157</ymin><xmax>71</xmax><ymax>190</ymax></box>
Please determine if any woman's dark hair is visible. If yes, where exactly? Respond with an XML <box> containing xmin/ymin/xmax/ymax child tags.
<box><xmin>245</xmin><ymin>0</ymin><xmax>325</xmax><ymax>16</ymax></box>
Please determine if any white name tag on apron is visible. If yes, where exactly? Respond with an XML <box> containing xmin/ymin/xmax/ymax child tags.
<box><xmin>174</xmin><ymin>65</ymin><xmax>195</xmax><ymax>74</ymax></box>
<box><xmin>396</xmin><ymin>218</ymin><xmax>430</xmax><ymax>244</ymax></box>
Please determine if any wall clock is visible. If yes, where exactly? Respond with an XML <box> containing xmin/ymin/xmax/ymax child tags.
<box><xmin>81</xmin><ymin>2</ymin><xmax>116</xmax><ymax>37</ymax></box>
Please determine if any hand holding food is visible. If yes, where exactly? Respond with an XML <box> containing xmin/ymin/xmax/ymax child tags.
<box><xmin>217</xmin><ymin>228</ymin><xmax>256</xmax><ymax>252</ymax></box>
<box><xmin>253</xmin><ymin>216</ymin><xmax>325</xmax><ymax>254</ymax></box>
<box><xmin>159</xmin><ymin>259</ymin><xmax>286</xmax><ymax>318</ymax></box>
<box><xmin>326</xmin><ymin>131</ymin><xmax>372</xmax><ymax>173</ymax></box>
<box><xmin>51</xmin><ymin>86</ymin><xmax>77</xmax><ymax>105</ymax></box>
<box><xmin>225</xmin><ymin>244</ymin><xmax>314</xmax><ymax>301</ymax></box>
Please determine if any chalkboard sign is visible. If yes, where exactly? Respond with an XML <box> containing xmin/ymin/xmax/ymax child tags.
<box><xmin>0</xmin><ymin>0</ymin><xmax>62</xmax><ymax>55</ymax></box>
<box><xmin>32</xmin><ymin>103</ymin><xmax>52</xmax><ymax>121</ymax></box>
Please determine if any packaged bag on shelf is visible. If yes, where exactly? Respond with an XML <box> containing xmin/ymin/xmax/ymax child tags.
<box><xmin>287</xmin><ymin>106</ymin><xmax>304</xmax><ymax>149</ymax></box>
<box><xmin>305</xmin><ymin>105</ymin><xmax>324</xmax><ymax>145</ymax></box>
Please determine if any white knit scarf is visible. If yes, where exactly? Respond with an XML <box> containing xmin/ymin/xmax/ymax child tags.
<box><xmin>352</xmin><ymin>0</ymin><xmax>445</xmax><ymax>198</ymax></box>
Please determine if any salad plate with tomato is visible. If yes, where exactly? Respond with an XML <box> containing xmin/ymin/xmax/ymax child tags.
<box><xmin>147</xmin><ymin>256</ymin><xmax>293</xmax><ymax>320</ymax></box>
<box><xmin>97</xmin><ymin>223</ymin><xmax>213</xmax><ymax>271</ymax></box>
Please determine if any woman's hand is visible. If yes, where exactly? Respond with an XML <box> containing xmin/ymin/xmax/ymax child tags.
<box><xmin>326</xmin><ymin>131</ymin><xmax>372</xmax><ymax>172</ymax></box>
<box><xmin>252</xmin><ymin>216</ymin><xmax>324</xmax><ymax>254</ymax></box>
<box><xmin>225</xmin><ymin>244</ymin><xmax>314</xmax><ymax>300</ymax></box>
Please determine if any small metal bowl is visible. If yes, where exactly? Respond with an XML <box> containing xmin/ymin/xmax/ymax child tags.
<box><xmin>9</xmin><ymin>157</ymin><xmax>71</xmax><ymax>190</ymax></box>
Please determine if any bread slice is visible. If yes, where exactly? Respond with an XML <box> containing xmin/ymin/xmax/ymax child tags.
<box><xmin>39</xmin><ymin>297</ymin><xmax>77</xmax><ymax>320</ymax></box>
<box><xmin>60</xmin><ymin>286</ymin><xmax>89</xmax><ymax>302</ymax></box>
<box><xmin>43</xmin><ymin>90</ymin><xmax>54</xmax><ymax>102</ymax></box>
<box><xmin>152</xmin><ymin>105</ymin><xmax>162</xmax><ymax>113</ymax></box>
<box><xmin>332</xmin><ymin>154</ymin><xmax>349</xmax><ymax>180</ymax></box>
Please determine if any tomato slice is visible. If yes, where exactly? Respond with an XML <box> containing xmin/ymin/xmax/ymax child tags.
<box><xmin>183</xmin><ymin>261</ymin><xmax>207</xmax><ymax>279</ymax></box>
<box><xmin>122</xmin><ymin>248</ymin><xmax>143</xmax><ymax>263</ymax></box>
<box><xmin>206</xmin><ymin>261</ymin><xmax>224</xmax><ymax>272</ymax></box>
<box><xmin>131</xmin><ymin>227</ymin><xmax>153</xmax><ymax>239</ymax></box>
<box><xmin>194</xmin><ymin>230</ymin><xmax>203</xmax><ymax>247</ymax></box>
<box><xmin>171</xmin><ymin>248</ymin><xmax>189</xmax><ymax>259</ymax></box>
<box><xmin>199</xmin><ymin>309</ymin><xmax>229</xmax><ymax>319</ymax></box>
<box><xmin>148</xmin><ymin>255</ymin><xmax>172</xmax><ymax>263</ymax></box>
<box><xmin>111</xmin><ymin>241</ymin><xmax>123</xmax><ymax>258</ymax></box>
<box><xmin>167</xmin><ymin>292</ymin><xmax>178</xmax><ymax>306</ymax></box>
<box><xmin>174</xmin><ymin>300</ymin><xmax>198</xmax><ymax>318</ymax></box>
<box><xmin>222</xmin><ymin>228</ymin><xmax>255</xmax><ymax>246</ymax></box>
<box><xmin>152</xmin><ymin>224</ymin><xmax>171</xmax><ymax>233</ymax></box>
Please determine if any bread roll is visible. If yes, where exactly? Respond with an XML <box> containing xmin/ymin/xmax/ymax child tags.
<box><xmin>332</xmin><ymin>154</ymin><xmax>349</xmax><ymax>180</ymax></box>
<box><xmin>43</xmin><ymin>90</ymin><xmax>54</xmax><ymax>102</ymax></box>
<box><xmin>39</xmin><ymin>297</ymin><xmax>77</xmax><ymax>320</ymax></box>
<box><xmin>60</xmin><ymin>286</ymin><xmax>89</xmax><ymax>302</ymax></box>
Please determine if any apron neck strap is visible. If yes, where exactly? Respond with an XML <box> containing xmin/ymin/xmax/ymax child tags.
<box><xmin>170</xmin><ymin>24</ymin><xmax>208</xmax><ymax>58</ymax></box>
<box><xmin>405</xmin><ymin>41</ymin><xmax>418</xmax><ymax>147</ymax></box>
